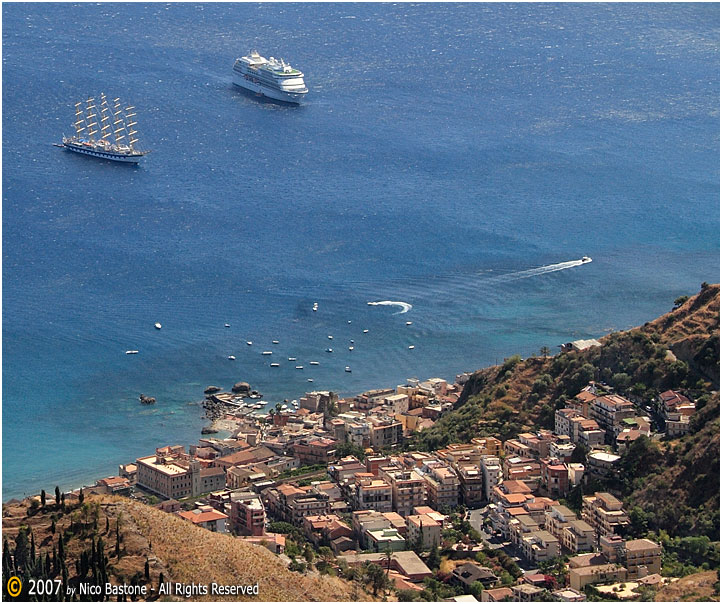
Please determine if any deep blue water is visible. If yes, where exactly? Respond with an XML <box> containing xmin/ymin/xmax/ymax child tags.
<box><xmin>2</xmin><ymin>3</ymin><xmax>719</xmax><ymax>500</ymax></box>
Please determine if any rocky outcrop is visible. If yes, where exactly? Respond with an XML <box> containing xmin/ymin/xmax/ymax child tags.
<box><xmin>231</xmin><ymin>381</ymin><xmax>251</xmax><ymax>394</ymax></box>
<box><xmin>204</xmin><ymin>385</ymin><xmax>222</xmax><ymax>395</ymax></box>
<box><xmin>139</xmin><ymin>394</ymin><xmax>156</xmax><ymax>405</ymax></box>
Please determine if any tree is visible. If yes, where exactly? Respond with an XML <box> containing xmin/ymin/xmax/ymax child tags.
<box><xmin>363</xmin><ymin>561</ymin><xmax>389</xmax><ymax>596</ymax></box>
<box><xmin>540</xmin><ymin>346</ymin><xmax>551</xmax><ymax>358</ymax></box>
<box><xmin>144</xmin><ymin>558</ymin><xmax>150</xmax><ymax>582</ymax></box>
<box><xmin>469</xmin><ymin>581</ymin><xmax>485</xmax><ymax>600</ymax></box>
<box><xmin>673</xmin><ymin>296</ymin><xmax>689</xmax><ymax>309</ymax></box>
<box><xmin>427</xmin><ymin>541</ymin><xmax>440</xmax><ymax>570</ymax></box>
<box><xmin>41</xmin><ymin>490</ymin><xmax>46</xmax><ymax>509</ymax></box>
<box><xmin>383</xmin><ymin>546</ymin><xmax>393</xmax><ymax>577</ymax></box>
<box><xmin>14</xmin><ymin>527</ymin><xmax>30</xmax><ymax>571</ymax></box>
<box><xmin>78</xmin><ymin>488</ymin><xmax>84</xmax><ymax>505</ymax></box>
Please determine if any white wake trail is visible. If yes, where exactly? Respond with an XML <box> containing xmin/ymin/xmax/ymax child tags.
<box><xmin>489</xmin><ymin>259</ymin><xmax>587</xmax><ymax>283</ymax></box>
<box><xmin>367</xmin><ymin>300</ymin><xmax>413</xmax><ymax>314</ymax></box>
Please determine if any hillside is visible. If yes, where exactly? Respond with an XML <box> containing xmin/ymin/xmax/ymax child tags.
<box><xmin>2</xmin><ymin>494</ymin><xmax>367</xmax><ymax>601</ymax></box>
<box><xmin>409</xmin><ymin>283</ymin><xmax>720</xmax><ymax>540</ymax></box>
<box><xmin>654</xmin><ymin>570</ymin><xmax>720</xmax><ymax>602</ymax></box>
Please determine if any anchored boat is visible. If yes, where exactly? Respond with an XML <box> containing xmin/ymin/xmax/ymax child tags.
<box><xmin>56</xmin><ymin>94</ymin><xmax>150</xmax><ymax>163</ymax></box>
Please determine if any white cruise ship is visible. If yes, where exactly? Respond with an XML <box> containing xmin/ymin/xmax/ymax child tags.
<box><xmin>232</xmin><ymin>51</ymin><xmax>308</xmax><ymax>104</ymax></box>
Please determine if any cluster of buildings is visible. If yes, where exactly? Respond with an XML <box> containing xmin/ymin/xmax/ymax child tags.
<box><xmin>87</xmin><ymin>374</ymin><xmax>689</xmax><ymax>601</ymax></box>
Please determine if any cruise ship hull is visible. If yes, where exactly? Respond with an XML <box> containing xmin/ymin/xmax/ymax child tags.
<box><xmin>232</xmin><ymin>75</ymin><xmax>306</xmax><ymax>105</ymax></box>
<box><xmin>61</xmin><ymin>142</ymin><xmax>146</xmax><ymax>163</ymax></box>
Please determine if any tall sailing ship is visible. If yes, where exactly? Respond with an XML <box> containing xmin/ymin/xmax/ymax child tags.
<box><xmin>56</xmin><ymin>94</ymin><xmax>150</xmax><ymax>163</ymax></box>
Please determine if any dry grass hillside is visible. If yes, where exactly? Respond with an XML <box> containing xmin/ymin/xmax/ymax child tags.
<box><xmin>654</xmin><ymin>570</ymin><xmax>720</xmax><ymax>602</ymax></box>
<box><xmin>2</xmin><ymin>494</ymin><xmax>367</xmax><ymax>602</ymax></box>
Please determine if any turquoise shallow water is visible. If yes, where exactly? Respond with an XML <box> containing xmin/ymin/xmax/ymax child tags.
<box><xmin>2</xmin><ymin>3</ymin><xmax>719</xmax><ymax>500</ymax></box>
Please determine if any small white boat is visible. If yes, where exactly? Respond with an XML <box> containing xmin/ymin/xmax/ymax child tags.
<box><xmin>125</xmin><ymin>350</ymin><xmax>139</xmax><ymax>355</ymax></box>
<box><xmin>347</xmin><ymin>320</ymin><xmax>352</xmax><ymax>324</ymax></box>
<box><xmin>154</xmin><ymin>322</ymin><xmax>162</xmax><ymax>330</ymax></box>
<box><xmin>349</xmin><ymin>346</ymin><xmax>354</xmax><ymax>351</ymax></box>
<box><xmin>406</xmin><ymin>321</ymin><xmax>413</xmax><ymax>326</ymax></box>
<box><xmin>224</xmin><ymin>323</ymin><xmax>230</xmax><ymax>328</ymax></box>
<box><xmin>328</xmin><ymin>335</ymin><xmax>333</xmax><ymax>340</ymax></box>
<box><xmin>345</xmin><ymin>366</ymin><xmax>352</xmax><ymax>372</ymax></box>
<box><xmin>281</xmin><ymin>404</ymin><xmax>288</xmax><ymax>410</ymax></box>
<box><xmin>350</xmin><ymin>339</ymin><xmax>354</xmax><ymax>343</ymax></box>
<box><xmin>270</xmin><ymin>363</ymin><xmax>280</xmax><ymax>367</ymax></box>
<box><xmin>272</xmin><ymin>340</ymin><xmax>280</xmax><ymax>344</ymax></box>
<box><xmin>262</xmin><ymin>351</ymin><xmax>273</xmax><ymax>355</ymax></box>
<box><xmin>581</xmin><ymin>255</ymin><xmax>592</xmax><ymax>263</ymax></box>
<box><xmin>246</xmin><ymin>341</ymin><xmax>253</xmax><ymax>346</ymax></box>
<box><xmin>292</xmin><ymin>400</ymin><xmax>299</xmax><ymax>407</ymax></box>
<box><xmin>310</xmin><ymin>361</ymin><xmax>319</xmax><ymax>365</ymax></box>
<box><xmin>307</xmin><ymin>378</ymin><xmax>314</xmax><ymax>382</ymax></box>
<box><xmin>408</xmin><ymin>345</ymin><xmax>415</xmax><ymax>350</ymax></box>
<box><xmin>326</xmin><ymin>348</ymin><xmax>333</xmax><ymax>353</ymax></box>
<box><xmin>228</xmin><ymin>355</ymin><xmax>236</xmax><ymax>360</ymax></box>
<box><xmin>312</xmin><ymin>302</ymin><xmax>318</xmax><ymax>311</ymax></box>
<box><xmin>288</xmin><ymin>357</ymin><xmax>297</xmax><ymax>361</ymax></box>
<box><xmin>363</xmin><ymin>329</ymin><xmax>369</xmax><ymax>333</ymax></box>
<box><xmin>295</xmin><ymin>365</ymin><xmax>304</xmax><ymax>370</ymax></box>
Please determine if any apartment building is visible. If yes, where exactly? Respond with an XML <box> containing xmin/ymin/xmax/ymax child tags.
<box><xmin>136</xmin><ymin>447</ymin><xmax>225</xmax><ymax>499</ymax></box>
<box><xmin>624</xmin><ymin>539</ymin><xmax>662</xmax><ymax>579</ymax></box>
<box><xmin>369</xmin><ymin>417</ymin><xmax>404</xmax><ymax>450</ymax></box>
<box><xmin>354</xmin><ymin>475</ymin><xmax>393</xmax><ymax>512</ymax></box>
<box><xmin>561</xmin><ymin>520</ymin><xmax>596</xmax><ymax>553</ymax></box>
<box><xmin>590</xmin><ymin>394</ymin><xmax>636</xmax><ymax>442</ymax></box>
<box><xmin>229</xmin><ymin>491</ymin><xmax>266</xmax><ymax>536</ymax></box>
<box><xmin>457</xmin><ymin>464</ymin><xmax>485</xmax><ymax>508</ymax></box>
<box><xmin>406</xmin><ymin>513</ymin><xmax>442</xmax><ymax>550</ymax></box>
<box><xmin>381</xmin><ymin>469</ymin><xmax>426</xmax><ymax>516</ymax></box>
<box><xmin>423</xmin><ymin>464</ymin><xmax>460</xmax><ymax>509</ymax></box>
<box><xmin>582</xmin><ymin>492</ymin><xmax>630</xmax><ymax>542</ymax></box>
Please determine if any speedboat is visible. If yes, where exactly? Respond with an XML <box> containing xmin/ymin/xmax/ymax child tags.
<box><xmin>228</xmin><ymin>355</ymin><xmax>236</xmax><ymax>360</ymax></box>
<box><xmin>295</xmin><ymin>365</ymin><xmax>304</xmax><ymax>370</ymax></box>
<box><xmin>406</xmin><ymin>321</ymin><xmax>413</xmax><ymax>326</ymax></box>
<box><xmin>363</xmin><ymin>329</ymin><xmax>369</xmax><ymax>334</ymax></box>
<box><xmin>281</xmin><ymin>404</ymin><xmax>288</xmax><ymax>410</ymax></box>
<box><xmin>345</xmin><ymin>366</ymin><xmax>352</xmax><ymax>372</ymax></box>
<box><xmin>581</xmin><ymin>256</ymin><xmax>592</xmax><ymax>263</ymax></box>
<box><xmin>270</xmin><ymin>363</ymin><xmax>280</xmax><ymax>367</ymax></box>
<box><xmin>272</xmin><ymin>340</ymin><xmax>280</xmax><ymax>344</ymax></box>
<box><xmin>349</xmin><ymin>346</ymin><xmax>354</xmax><ymax>351</ymax></box>
<box><xmin>288</xmin><ymin>357</ymin><xmax>297</xmax><ymax>361</ymax></box>
<box><xmin>155</xmin><ymin>322</ymin><xmax>162</xmax><ymax>330</ymax></box>
<box><xmin>246</xmin><ymin>341</ymin><xmax>253</xmax><ymax>345</ymax></box>
<box><xmin>224</xmin><ymin>323</ymin><xmax>230</xmax><ymax>328</ymax></box>
<box><xmin>262</xmin><ymin>351</ymin><xmax>273</xmax><ymax>355</ymax></box>
<box><xmin>307</xmin><ymin>378</ymin><xmax>314</xmax><ymax>382</ymax></box>
<box><xmin>312</xmin><ymin>302</ymin><xmax>318</xmax><ymax>311</ymax></box>
<box><xmin>326</xmin><ymin>348</ymin><xmax>333</xmax><ymax>353</ymax></box>
<box><xmin>408</xmin><ymin>345</ymin><xmax>415</xmax><ymax>350</ymax></box>
<box><xmin>347</xmin><ymin>320</ymin><xmax>352</xmax><ymax>324</ymax></box>
<box><xmin>328</xmin><ymin>335</ymin><xmax>333</xmax><ymax>340</ymax></box>
<box><xmin>126</xmin><ymin>350</ymin><xmax>139</xmax><ymax>355</ymax></box>
<box><xmin>310</xmin><ymin>361</ymin><xmax>319</xmax><ymax>365</ymax></box>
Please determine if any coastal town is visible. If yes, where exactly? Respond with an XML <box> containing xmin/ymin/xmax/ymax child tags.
<box><xmin>72</xmin><ymin>335</ymin><xmax>705</xmax><ymax>602</ymax></box>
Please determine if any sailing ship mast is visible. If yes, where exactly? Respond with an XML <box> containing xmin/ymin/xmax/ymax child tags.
<box><xmin>112</xmin><ymin>98</ymin><xmax>128</xmax><ymax>146</ymax></box>
<box><xmin>73</xmin><ymin>101</ymin><xmax>86</xmax><ymax>137</ymax></box>
<box><xmin>99</xmin><ymin>93</ymin><xmax>112</xmax><ymax>143</ymax></box>
<box><xmin>125</xmin><ymin>105</ymin><xmax>138</xmax><ymax>150</ymax></box>
<box><xmin>85</xmin><ymin>97</ymin><xmax>98</xmax><ymax>143</ymax></box>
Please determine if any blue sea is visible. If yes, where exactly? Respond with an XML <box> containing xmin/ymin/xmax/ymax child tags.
<box><xmin>2</xmin><ymin>3</ymin><xmax>719</xmax><ymax>500</ymax></box>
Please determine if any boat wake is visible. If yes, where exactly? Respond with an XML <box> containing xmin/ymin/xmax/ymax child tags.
<box><xmin>367</xmin><ymin>300</ymin><xmax>413</xmax><ymax>314</ymax></box>
<box><xmin>489</xmin><ymin>258</ymin><xmax>588</xmax><ymax>283</ymax></box>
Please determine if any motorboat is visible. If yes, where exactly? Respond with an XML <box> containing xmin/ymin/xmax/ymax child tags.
<box><xmin>228</xmin><ymin>355</ymin><xmax>236</xmax><ymax>360</ymax></box>
<box><xmin>262</xmin><ymin>351</ymin><xmax>273</xmax><ymax>355</ymax></box>
<box><xmin>406</xmin><ymin>321</ymin><xmax>413</xmax><ymax>326</ymax></box>
<box><xmin>288</xmin><ymin>357</ymin><xmax>297</xmax><ymax>361</ymax></box>
<box><xmin>125</xmin><ymin>350</ymin><xmax>139</xmax><ymax>355</ymax></box>
<box><xmin>345</xmin><ymin>366</ymin><xmax>352</xmax><ymax>372</ymax></box>
<box><xmin>224</xmin><ymin>323</ymin><xmax>230</xmax><ymax>328</ymax></box>
<box><xmin>307</xmin><ymin>378</ymin><xmax>314</xmax><ymax>382</ymax></box>
<box><xmin>281</xmin><ymin>404</ymin><xmax>288</xmax><ymax>410</ymax></box>
<box><xmin>326</xmin><ymin>348</ymin><xmax>333</xmax><ymax>353</ymax></box>
<box><xmin>272</xmin><ymin>340</ymin><xmax>280</xmax><ymax>344</ymax></box>
<box><xmin>155</xmin><ymin>322</ymin><xmax>162</xmax><ymax>330</ymax></box>
<box><xmin>408</xmin><ymin>345</ymin><xmax>415</xmax><ymax>350</ymax></box>
<box><xmin>246</xmin><ymin>341</ymin><xmax>253</xmax><ymax>345</ymax></box>
<box><xmin>581</xmin><ymin>256</ymin><xmax>592</xmax><ymax>263</ymax></box>
<box><xmin>328</xmin><ymin>335</ymin><xmax>333</xmax><ymax>340</ymax></box>
<box><xmin>309</xmin><ymin>361</ymin><xmax>319</xmax><ymax>365</ymax></box>
<box><xmin>349</xmin><ymin>346</ymin><xmax>354</xmax><ymax>351</ymax></box>
<box><xmin>270</xmin><ymin>363</ymin><xmax>280</xmax><ymax>367</ymax></box>
<box><xmin>312</xmin><ymin>302</ymin><xmax>318</xmax><ymax>311</ymax></box>
<box><xmin>295</xmin><ymin>365</ymin><xmax>304</xmax><ymax>370</ymax></box>
<box><xmin>363</xmin><ymin>329</ymin><xmax>369</xmax><ymax>333</ymax></box>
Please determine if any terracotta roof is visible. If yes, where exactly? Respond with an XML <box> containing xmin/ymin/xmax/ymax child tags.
<box><xmin>178</xmin><ymin>509</ymin><xmax>228</xmax><ymax>524</ymax></box>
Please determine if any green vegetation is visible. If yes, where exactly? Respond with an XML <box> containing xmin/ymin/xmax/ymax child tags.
<box><xmin>278</xmin><ymin>463</ymin><xmax>327</xmax><ymax>479</ymax></box>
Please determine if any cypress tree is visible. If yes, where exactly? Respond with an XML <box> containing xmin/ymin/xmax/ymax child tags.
<box><xmin>52</xmin><ymin>544</ymin><xmax>58</xmax><ymax>575</ymax></box>
<box><xmin>105</xmin><ymin>515</ymin><xmax>109</xmax><ymax>534</ymax></box>
<box><xmin>55</xmin><ymin>486</ymin><xmax>61</xmax><ymax>507</ymax></box>
<box><xmin>30</xmin><ymin>532</ymin><xmax>36</xmax><ymax>566</ymax></box>
<box><xmin>144</xmin><ymin>558</ymin><xmax>150</xmax><ymax>582</ymax></box>
<box><xmin>51</xmin><ymin>517</ymin><xmax>56</xmax><ymax>535</ymax></box>
<box><xmin>79</xmin><ymin>488</ymin><xmax>84</xmax><ymax>505</ymax></box>
<box><xmin>61</xmin><ymin>492</ymin><xmax>65</xmax><ymax>510</ymax></box>
<box><xmin>14</xmin><ymin>527</ymin><xmax>29</xmax><ymax>571</ymax></box>
<box><xmin>41</xmin><ymin>490</ymin><xmax>47</xmax><ymax>509</ymax></box>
